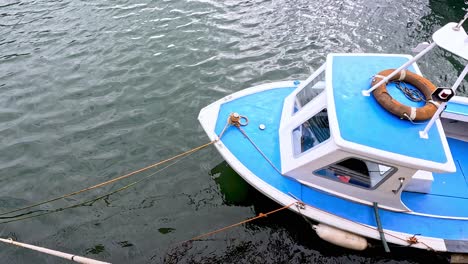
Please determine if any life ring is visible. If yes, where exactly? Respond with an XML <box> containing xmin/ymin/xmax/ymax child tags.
<box><xmin>371</xmin><ymin>69</ymin><xmax>441</xmax><ymax>121</ymax></box>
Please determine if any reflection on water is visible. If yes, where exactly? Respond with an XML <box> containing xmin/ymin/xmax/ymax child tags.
<box><xmin>210</xmin><ymin>161</ymin><xmax>252</xmax><ymax>206</ymax></box>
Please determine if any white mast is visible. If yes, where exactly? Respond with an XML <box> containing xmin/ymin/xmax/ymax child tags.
<box><xmin>419</xmin><ymin>15</ymin><xmax>468</xmax><ymax>138</ymax></box>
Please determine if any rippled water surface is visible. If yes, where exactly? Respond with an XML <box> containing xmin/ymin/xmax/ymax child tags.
<box><xmin>0</xmin><ymin>0</ymin><xmax>467</xmax><ymax>263</ymax></box>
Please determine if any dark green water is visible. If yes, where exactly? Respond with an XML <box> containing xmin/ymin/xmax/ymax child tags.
<box><xmin>0</xmin><ymin>0</ymin><xmax>467</xmax><ymax>263</ymax></box>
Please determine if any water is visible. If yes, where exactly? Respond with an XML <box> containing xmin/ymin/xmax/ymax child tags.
<box><xmin>0</xmin><ymin>0</ymin><xmax>466</xmax><ymax>263</ymax></box>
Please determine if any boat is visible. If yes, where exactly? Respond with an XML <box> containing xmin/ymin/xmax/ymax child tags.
<box><xmin>198</xmin><ymin>17</ymin><xmax>468</xmax><ymax>254</ymax></box>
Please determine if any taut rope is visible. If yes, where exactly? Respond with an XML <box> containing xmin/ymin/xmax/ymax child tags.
<box><xmin>0</xmin><ymin>114</ymin><xmax>240</xmax><ymax>219</ymax></box>
<box><xmin>0</xmin><ymin>154</ymin><xmax>188</xmax><ymax>223</ymax></box>
<box><xmin>184</xmin><ymin>202</ymin><xmax>298</xmax><ymax>243</ymax></box>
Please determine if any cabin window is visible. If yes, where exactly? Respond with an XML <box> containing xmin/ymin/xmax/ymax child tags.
<box><xmin>314</xmin><ymin>158</ymin><xmax>396</xmax><ymax>189</ymax></box>
<box><xmin>292</xmin><ymin>108</ymin><xmax>330</xmax><ymax>155</ymax></box>
<box><xmin>294</xmin><ymin>70</ymin><xmax>325</xmax><ymax>112</ymax></box>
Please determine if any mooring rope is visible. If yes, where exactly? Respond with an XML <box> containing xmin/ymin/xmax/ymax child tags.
<box><xmin>0</xmin><ymin>136</ymin><xmax>224</xmax><ymax>218</ymax></box>
<box><xmin>0</xmin><ymin>114</ymin><xmax>237</xmax><ymax>222</ymax></box>
<box><xmin>184</xmin><ymin>202</ymin><xmax>297</xmax><ymax>243</ymax></box>
<box><xmin>0</xmin><ymin>152</ymin><xmax>191</xmax><ymax>224</ymax></box>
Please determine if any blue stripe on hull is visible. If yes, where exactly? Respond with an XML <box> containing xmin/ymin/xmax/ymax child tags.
<box><xmin>215</xmin><ymin>87</ymin><xmax>468</xmax><ymax>242</ymax></box>
<box><xmin>300</xmin><ymin>184</ymin><xmax>468</xmax><ymax>240</ymax></box>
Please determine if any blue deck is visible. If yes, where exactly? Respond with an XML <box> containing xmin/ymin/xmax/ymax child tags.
<box><xmin>401</xmin><ymin>137</ymin><xmax>468</xmax><ymax>217</ymax></box>
<box><xmin>330</xmin><ymin>55</ymin><xmax>448</xmax><ymax>164</ymax></box>
<box><xmin>214</xmin><ymin>87</ymin><xmax>467</xmax><ymax>242</ymax></box>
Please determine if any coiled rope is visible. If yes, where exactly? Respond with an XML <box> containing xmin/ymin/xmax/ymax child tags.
<box><xmin>393</xmin><ymin>81</ymin><xmax>425</xmax><ymax>102</ymax></box>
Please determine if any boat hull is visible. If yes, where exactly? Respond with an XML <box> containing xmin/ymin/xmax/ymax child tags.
<box><xmin>198</xmin><ymin>81</ymin><xmax>468</xmax><ymax>253</ymax></box>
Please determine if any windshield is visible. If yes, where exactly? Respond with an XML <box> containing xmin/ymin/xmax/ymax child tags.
<box><xmin>294</xmin><ymin>70</ymin><xmax>325</xmax><ymax>112</ymax></box>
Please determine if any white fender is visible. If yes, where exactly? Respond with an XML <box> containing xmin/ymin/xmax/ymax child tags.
<box><xmin>313</xmin><ymin>223</ymin><xmax>368</xmax><ymax>251</ymax></box>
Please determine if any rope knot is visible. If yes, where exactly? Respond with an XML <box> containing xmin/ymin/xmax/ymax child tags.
<box><xmin>258</xmin><ymin>213</ymin><xmax>267</xmax><ymax>218</ymax></box>
<box><xmin>228</xmin><ymin>112</ymin><xmax>248</xmax><ymax>127</ymax></box>
<box><xmin>407</xmin><ymin>234</ymin><xmax>420</xmax><ymax>245</ymax></box>
<box><xmin>296</xmin><ymin>201</ymin><xmax>306</xmax><ymax>209</ymax></box>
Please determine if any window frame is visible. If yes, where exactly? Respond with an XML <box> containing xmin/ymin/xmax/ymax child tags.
<box><xmin>292</xmin><ymin>107</ymin><xmax>331</xmax><ymax>157</ymax></box>
<box><xmin>313</xmin><ymin>157</ymin><xmax>397</xmax><ymax>190</ymax></box>
<box><xmin>293</xmin><ymin>70</ymin><xmax>326</xmax><ymax>114</ymax></box>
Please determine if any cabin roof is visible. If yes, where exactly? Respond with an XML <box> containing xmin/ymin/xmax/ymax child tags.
<box><xmin>325</xmin><ymin>53</ymin><xmax>455</xmax><ymax>172</ymax></box>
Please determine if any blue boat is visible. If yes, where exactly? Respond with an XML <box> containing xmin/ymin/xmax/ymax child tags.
<box><xmin>198</xmin><ymin>20</ymin><xmax>468</xmax><ymax>253</ymax></box>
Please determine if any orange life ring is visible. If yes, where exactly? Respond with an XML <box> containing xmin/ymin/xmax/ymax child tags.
<box><xmin>371</xmin><ymin>69</ymin><xmax>441</xmax><ymax>121</ymax></box>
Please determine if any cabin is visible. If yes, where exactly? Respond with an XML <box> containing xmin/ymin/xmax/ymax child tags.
<box><xmin>278</xmin><ymin>53</ymin><xmax>457</xmax><ymax>211</ymax></box>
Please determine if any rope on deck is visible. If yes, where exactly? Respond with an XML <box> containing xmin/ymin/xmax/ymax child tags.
<box><xmin>237</xmin><ymin>126</ymin><xmax>283</xmax><ymax>175</ymax></box>
<box><xmin>226</xmin><ymin>112</ymin><xmax>282</xmax><ymax>175</ymax></box>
